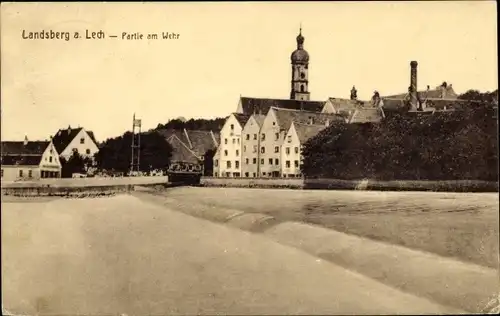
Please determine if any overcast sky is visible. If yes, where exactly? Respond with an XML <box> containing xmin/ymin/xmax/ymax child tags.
<box><xmin>1</xmin><ymin>1</ymin><xmax>497</xmax><ymax>141</ymax></box>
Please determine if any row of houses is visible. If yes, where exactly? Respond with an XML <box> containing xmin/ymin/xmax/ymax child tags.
<box><xmin>1</xmin><ymin>126</ymin><xmax>99</xmax><ymax>181</ymax></box>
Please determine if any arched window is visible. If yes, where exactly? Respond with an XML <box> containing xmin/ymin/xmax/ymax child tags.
<box><xmin>300</xmin><ymin>85</ymin><xmax>305</xmax><ymax>92</ymax></box>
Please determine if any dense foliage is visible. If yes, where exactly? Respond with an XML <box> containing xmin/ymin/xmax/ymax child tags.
<box><xmin>301</xmin><ymin>103</ymin><xmax>498</xmax><ymax>181</ymax></box>
<box><xmin>156</xmin><ymin>118</ymin><xmax>226</xmax><ymax>131</ymax></box>
<box><xmin>458</xmin><ymin>89</ymin><xmax>498</xmax><ymax>103</ymax></box>
<box><xmin>60</xmin><ymin>151</ymin><xmax>92</xmax><ymax>178</ymax></box>
<box><xmin>94</xmin><ymin>131</ymin><xmax>173</xmax><ymax>173</ymax></box>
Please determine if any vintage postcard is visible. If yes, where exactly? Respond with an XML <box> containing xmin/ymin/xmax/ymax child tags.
<box><xmin>1</xmin><ymin>1</ymin><xmax>498</xmax><ymax>315</ymax></box>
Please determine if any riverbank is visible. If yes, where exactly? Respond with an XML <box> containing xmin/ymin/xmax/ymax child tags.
<box><xmin>201</xmin><ymin>177</ymin><xmax>499</xmax><ymax>192</ymax></box>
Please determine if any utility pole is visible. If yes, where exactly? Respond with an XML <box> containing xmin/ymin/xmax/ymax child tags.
<box><xmin>130</xmin><ymin>113</ymin><xmax>142</xmax><ymax>175</ymax></box>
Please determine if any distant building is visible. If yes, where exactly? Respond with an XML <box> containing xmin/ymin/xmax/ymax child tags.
<box><xmin>213</xmin><ymin>113</ymin><xmax>250</xmax><ymax>177</ymax></box>
<box><xmin>157</xmin><ymin>128</ymin><xmax>219</xmax><ymax>174</ymax></box>
<box><xmin>51</xmin><ymin>126</ymin><xmax>99</xmax><ymax>160</ymax></box>
<box><xmin>281</xmin><ymin>122</ymin><xmax>329</xmax><ymax>177</ymax></box>
<box><xmin>257</xmin><ymin>107</ymin><xmax>342</xmax><ymax>177</ymax></box>
<box><xmin>240</xmin><ymin>113</ymin><xmax>266</xmax><ymax>178</ymax></box>
<box><xmin>1</xmin><ymin>136</ymin><xmax>62</xmax><ymax>181</ymax></box>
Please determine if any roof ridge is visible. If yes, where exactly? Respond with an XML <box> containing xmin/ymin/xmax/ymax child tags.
<box><xmin>183</xmin><ymin>128</ymin><xmax>193</xmax><ymax>149</ymax></box>
<box><xmin>270</xmin><ymin>106</ymin><xmax>320</xmax><ymax>114</ymax></box>
<box><xmin>171</xmin><ymin>134</ymin><xmax>199</xmax><ymax>159</ymax></box>
<box><xmin>241</xmin><ymin>96</ymin><xmax>324</xmax><ymax>103</ymax></box>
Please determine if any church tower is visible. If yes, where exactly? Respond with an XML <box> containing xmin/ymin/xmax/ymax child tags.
<box><xmin>290</xmin><ymin>27</ymin><xmax>310</xmax><ymax>101</ymax></box>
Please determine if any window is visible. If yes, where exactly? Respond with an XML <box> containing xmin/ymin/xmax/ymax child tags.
<box><xmin>244</xmin><ymin>145</ymin><xmax>247</xmax><ymax>152</ymax></box>
<box><xmin>253</xmin><ymin>145</ymin><xmax>257</xmax><ymax>153</ymax></box>
<box><xmin>227</xmin><ymin>161</ymin><xmax>231</xmax><ymax>168</ymax></box>
<box><xmin>80</xmin><ymin>138</ymin><xmax>85</xmax><ymax>144</ymax></box>
<box><xmin>246</xmin><ymin>134</ymin><xmax>250</xmax><ymax>140</ymax></box>
<box><xmin>275</xmin><ymin>133</ymin><xmax>279</xmax><ymax>140</ymax></box>
<box><xmin>230</xmin><ymin>124</ymin><xmax>234</xmax><ymax>130</ymax></box>
<box><xmin>224</xmin><ymin>150</ymin><xmax>228</xmax><ymax>156</ymax></box>
<box><xmin>273</xmin><ymin>122</ymin><xmax>276</xmax><ymax>126</ymax></box>
<box><xmin>253</xmin><ymin>173</ymin><xmax>256</xmax><ymax>177</ymax></box>
<box><xmin>253</xmin><ymin>134</ymin><xmax>257</xmax><ymax>140</ymax></box>
<box><xmin>232</xmin><ymin>139</ymin><xmax>236</xmax><ymax>144</ymax></box>
<box><xmin>253</xmin><ymin>158</ymin><xmax>257</xmax><ymax>164</ymax></box>
<box><xmin>1</xmin><ymin>169</ymin><xmax>3</xmax><ymax>178</ymax></box>
<box><xmin>300</xmin><ymin>85</ymin><xmax>305</xmax><ymax>92</ymax></box>
<box><xmin>260</xmin><ymin>147</ymin><xmax>265</xmax><ymax>154</ymax></box>
<box><xmin>86</xmin><ymin>149</ymin><xmax>91</xmax><ymax>155</ymax></box>
<box><xmin>286</xmin><ymin>147</ymin><xmax>290</xmax><ymax>154</ymax></box>
<box><xmin>300</xmin><ymin>72</ymin><xmax>305</xmax><ymax>79</ymax></box>
<box><xmin>49</xmin><ymin>157</ymin><xmax>53</xmax><ymax>163</ymax></box>
<box><xmin>269</xmin><ymin>158</ymin><xmax>273</xmax><ymax>165</ymax></box>
<box><xmin>235</xmin><ymin>161</ymin><xmax>240</xmax><ymax>168</ymax></box>
<box><xmin>286</xmin><ymin>161</ymin><xmax>291</xmax><ymax>168</ymax></box>
<box><xmin>287</xmin><ymin>135</ymin><xmax>292</xmax><ymax>142</ymax></box>
<box><xmin>261</xmin><ymin>159</ymin><xmax>264</xmax><ymax>165</ymax></box>
<box><xmin>294</xmin><ymin>160</ymin><xmax>299</xmax><ymax>168</ymax></box>
<box><xmin>275</xmin><ymin>158</ymin><xmax>279</xmax><ymax>165</ymax></box>
<box><xmin>274</xmin><ymin>146</ymin><xmax>279</xmax><ymax>153</ymax></box>
<box><xmin>19</xmin><ymin>170</ymin><xmax>23</xmax><ymax>177</ymax></box>
<box><xmin>73</xmin><ymin>148</ymin><xmax>79</xmax><ymax>153</ymax></box>
<box><xmin>50</xmin><ymin>149</ymin><xmax>53</xmax><ymax>154</ymax></box>
<box><xmin>28</xmin><ymin>170</ymin><xmax>33</xmax><ymax>178</ymax></box>
<box><xmin>215</xmin><ymin>160</ymin><xmax>218</xmax><ymax>167</ymax></box>
<box><xmin>225</xmin><ymin>138</ymin><xmax>228</xmax><ymax>144</ymax></box>
<box><xmin>236</xmin><ymin>150</ymin><xmax>239</xmax><ymax>156</ymax></box>
<box><xmin>261</xmin><ymin>133</ymin><xmax>266</xmax><ymax>141</ymax></box>
<box><xmin>245</xmin><ymin>172</ymin><xmax>249</xmax><ymax>177</ymax></box>
<box><xmin>237</xmin><ymin>138</ymin><xmax>240</xmax><ymax>144</ymax></box>
<box><xmin>262</xmin><ymin>172</ymin><xmax>266</xmax><ymax>176</ymax></box>
<box><xmin>295</xmin><ymin>147</ymin><xmax>299</xmax><ymax>154</ymax></box>
<box><xmin>245</xmin><ymin>158</ymin><xmax>249</xmax><ymax>164</ymax></box>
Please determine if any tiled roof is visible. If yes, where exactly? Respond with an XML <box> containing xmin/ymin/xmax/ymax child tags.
<box><xmin>252</xmin><ymin>114</ymin><xmax>266</xmax><ymax>127</ymax></box>
<box><xmin>239</xmin><ymin>96</ymin><xmax>325</xmax><ymax>115</ymax></box>
<box><xmin>157</xmin><ymin>129</ymin><xmax>190</xmax><ymax>145</ymax></box>
<box><xmin>273</xmin><ymin>107</ymin><xmax>344</xmax><ymax>131</ymax></box>
<box><xmin>382</xmin><ymin>84</ymin><xmax>458</xmax><ymax>111</ymax></box>
<box><xmin>233</xmin><ymin>113</ymin><xmax>252</xmax><ymax>128</ymax></box>
<box><xmin>184</xmin><ymin>130</ymin><xmax>219</xmax><ymax>156</ymax></box>
<box><xmin>293</xmin><ymin>122</ymin><xmax>328</xmax><ymax>143</ymax></box>
<box><xmin>1</xmin><ymin>141</ymin><xmax>49</xmax><ymax>155</ymax></box>
<box><xmin>51</xmin><ymin>127</ymin><xmax>97</xmax><ymax>154</ymax></box>
<box><xmin>328</xmin><ymin>97</ymin><xmax>367</xmax><ymax>114</ymax></box>
<box><xmin>168</xmin><ymin>135</ymin><xmax>200</xmax><ymax>164</ymax></box>
<box><xmin>349</xmin><ymin>107</ymin><xmax>385</xmax><ymax>124</ymax></box>
<box><xmin>1</xmin><ymin>140</ymin><xmax>49</xmax><ymax>166</ymax></box>
<box><xmin>0</xmin><ymin>155</ymin><xmax>43</xmax><ymax>166</ymax></box>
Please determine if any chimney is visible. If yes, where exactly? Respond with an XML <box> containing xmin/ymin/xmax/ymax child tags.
<box><xmin>410</xmin><ymin>61</ymin><xmax>418</xmax><ymax>111</ymax></box>
<box><xmin>67</xmin><ymin>125</ymin><xmax>72</xmax><ymax>135</ymax></box>
<box><xmin>23</xmin><ymin>135</ymin><xmax>28</xmax><ymax>146</ymax></box>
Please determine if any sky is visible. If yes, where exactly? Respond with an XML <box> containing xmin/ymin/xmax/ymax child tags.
<box><xmin>1</xmin><ymin>1</ymin><xmax>497</xmax><ymax>141</ymax></box>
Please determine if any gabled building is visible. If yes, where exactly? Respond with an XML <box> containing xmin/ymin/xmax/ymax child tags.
<box><xmin>51</xmin><ymin>126</ymin><xmax>99</xmax><ymax>160</ymax></box>
<box><xmin>240</xmin><ymin>114</ymin><xmax>266</xmax><ymax>178</ymax></box>
<box><xmin>213</xmin><ymin>113</ymin><xmax>250</xmax><ymax>177</ymax></box>
<box><xmin>1</xmin><ymin>136</ymin><xmax>62</xmax><ymax>181</ymax></box>
<box><xmin>281</xmin><ymin>122</ymin><xmax>328</xmax><ymax>178</ymax></box>
<box><xmin>157</xmin><ymin>128</ymin><xmax>219</xmax><ymax>174</ymax></box>
<box><xmin>258</xmin><ymin>107</ymin><xmax>343</xmax><ymax>177</ymax></box>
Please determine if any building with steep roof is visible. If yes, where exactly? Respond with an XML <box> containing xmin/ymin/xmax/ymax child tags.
<box><xmin>51</xmin><ymin>126</ymin><xmax>99</xmax><ymax>160</ymax></box>
<box><xmin>157</xmin><ymin>128</ymin><xmax>219</xmax><ymax>174</ymax></box>
<box><xmin>240</xmin><ymin>114</ymin><xmax>266</xmax><ymax>177</ymax></box>
<box><xmin>1</xmin><ymin>136</ymin><xmax>62</xmax><ymax>181</ymax></box>
<box><xmin>281</xmin><ymin>122</ymin><xmax>328</xmax><ymax>177</ymax></box>
<box><xmin>257</xmin><ymin>107</ymin><xmax>343</xmax><ymax>177</ymax></box>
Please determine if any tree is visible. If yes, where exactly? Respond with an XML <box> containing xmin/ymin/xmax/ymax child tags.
<box><xmin>94</xmin><ymin>131</ymin><xmax>173</xmax><ymax>173</ymax></box>
<box><xmin>60</xmin><ymin>151</ymin><xmax>86</xmax><ymax>178</ymax></box>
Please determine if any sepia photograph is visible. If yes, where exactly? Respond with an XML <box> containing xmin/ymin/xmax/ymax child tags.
<box><xmin>1</xmin><ymin>1</ymin><xmax>499</xmax><ymax>315</ymax></box>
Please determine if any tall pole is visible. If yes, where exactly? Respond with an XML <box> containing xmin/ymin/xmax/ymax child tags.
<box><xmin>130</xmin><ymin>113</ymin><xmax>142</xmax><ymax>175</ymax></box>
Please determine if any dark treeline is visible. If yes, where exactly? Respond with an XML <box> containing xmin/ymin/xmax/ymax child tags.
<box><xmin>458</xmin><ymin>89</ymin><xmax>498</xmax><ymax>103</ymax></box>
<box><xmin>156</xmin><ymin>117</ymin><xmax>226</xmax><ymax>131</ymax></box>
<box><xmin>301</xmin><ymin>103</ymin><xmax>498</xmax><ymax>181</ymax></box>
<box><xmin>94</xmin><ymin>131</ymin><xmax>173</xmax><ymax>173</ymax></box>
